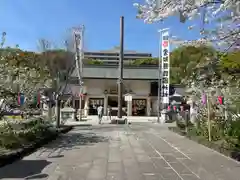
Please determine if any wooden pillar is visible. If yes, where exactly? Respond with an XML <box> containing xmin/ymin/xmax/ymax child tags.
<box><xmin>127</xmin><ymin>100</ymin><xmax>132</xmax><ymax>116</ymax></box>
<box><xmin>147</xmin><ymin>97</ymin><xmax>151</xmax><ymax>116</ymax></box>
<box><xmin>72</xmin><ymin>97</ymin><xmax>75</xmax><ymax>108</ymax></box>
<box><xmin>104</xmin><ymin>95</ymin><xmax>108</xmax><ymax>115</ymax></box>
<box><xmin>84</xmin><ymin>96</ymin><xmax>89</xmax><ymax>117</ymax></box>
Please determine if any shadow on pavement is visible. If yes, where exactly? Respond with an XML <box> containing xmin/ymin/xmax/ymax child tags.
<box><xmin>0</xmin><ymin>159</ymin><xmax>50</xmax><ymax>179</ymax></box>
<box><xmin>230</xmin><ymin>151</ymin><xmax>240</xmax><ymax>162</ymax></box>
<box><xmin>26</xmin><ymin>173</ymin><xmax>49</xmax><ymax>179</ymax></box>
<box><xmin>64</xmin><ymin>124</ymin><xmax>93</xmax><ymax>127</ymax></box>
<box><xmin>0</xmin><ymin>131</ymin><xmax>109</xmax><ymax>178</ymax></box>
<box><xmin>48</xmin><ymin>154</ymin><xmax>64</xmax><ymax>158</ymax></box>
<box><xmin>43</xmin><ymin>131</ymin><xmax>109</xmax><ymax>151</ymax></box>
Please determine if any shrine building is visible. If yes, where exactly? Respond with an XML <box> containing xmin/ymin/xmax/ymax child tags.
<box><xmin>61</xmin><ymin>47</ymin><xmax>172</xmax><ymax>116</ymax></box>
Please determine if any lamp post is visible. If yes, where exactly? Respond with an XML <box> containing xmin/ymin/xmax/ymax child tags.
<box><xmin>117</xmin><ymin>16</ymin><xmax>124</xmax><ymax>119</ymax></box>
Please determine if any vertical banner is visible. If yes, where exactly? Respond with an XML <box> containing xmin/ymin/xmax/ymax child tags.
<box><xmin>73</xmin><ymin>30</ymin><xmax>82</xmax><ymax>80</ymax></box>
<box><xmin>37</xmin><ymin>93</ymin><xmax>41</xmax><ymax>105</ymax></box>
<box><xmin>202</xmin><ymin>93</ymin><xmax>206</xmax><ymax>105</ymax></box>
<box><xmin>18</xmin><ymin>93</ymin><xmax>25</xmax><ymax>105</ymax></box>
<box><xmin>161</xmin><ymin>31</ymin><xmax>170</xmax><ymax>104</ymax></box>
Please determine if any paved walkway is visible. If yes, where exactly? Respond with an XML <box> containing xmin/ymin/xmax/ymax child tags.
<box><xmin>0</xmin><ymin>123</ymin><xmax>239</xmax><ymax>180</ymax></box>
<box><xmin>62</xmin><ymin>116</ymin><xmax>158</xmax><ymax>126</ymax></box>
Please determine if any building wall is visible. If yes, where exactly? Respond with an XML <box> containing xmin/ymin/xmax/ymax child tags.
<box><xmin>75</xmin><ymin>79</ymin><xmax>155</xmax><ymax>116</ymax></box>
<box><xmin>84</xmin><ymin>79</ymin><xmax>150</xmax><ymax>96</ymax></box>
<box><xmin>83</xmin><ymin>48</ymin><xmax>152</xmax><ymax>65</ymax></box>
<box><xmin>124</xmin><ymin>80</ymin><xmax>150</xmax><ymax>96</ymax></box>
<box><xmin>84</xmin><ymin>79</ymin><xmax>106</xmax><ymax>95</ymax></box>
<box><xmin>71</xmin><ymin>66</ymin><xmax>159</xmax><ymax>80</ymax></box>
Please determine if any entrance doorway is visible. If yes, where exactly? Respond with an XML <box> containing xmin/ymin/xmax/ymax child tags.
<box><xmin>88</xmin><ymin>98</ymin><xmax>104</xmax><ymax>115</ymax></box>
<box><xmin>107</xmin><ymin>96</ymin><xmax>118</xmax><ymax>108</ymax></box>
<box><xmin>74</xmin><ymin>99</ymin><xmax>85</xmax><ymax>110</ymax></box>
<box><xmin>132</xmin><ymin>99</ymin><xmax>147</xmax><ymax>116</ymax></box>
<box><xmin>107</xmin><ymin>96</ymin><xmax>126</xmax><ymax>116</ymax></box>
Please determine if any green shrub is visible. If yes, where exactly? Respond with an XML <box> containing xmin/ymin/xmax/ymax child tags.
<box><xmin>0</xmin><ymin>132</ymin><xmax>22</xmax><ymax>149</ymax></box>
<box><xmin>224</xmin><ymin>120</ymin><xmax>240</xmax><ymax>149</ymax></box>
<box><xmin>211</xmin><ymin>122</ymin><xmax>224</xmax><ymax>141</ymax></box>
<box><xmin>176</xmin><ymin>119</ymin><xmax>186</xmax><ymax>130</ymax></box>
<box><xmin>0</xmin><ymin>117</ymin><xmax>56</xmax><ymax>149</ymax></box>
<box><xmin>187</xmin><ymin>126</ymin><xmax>202</xmax><ymax>136</ymax></box>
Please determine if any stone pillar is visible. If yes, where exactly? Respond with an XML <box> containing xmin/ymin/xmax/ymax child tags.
<box><xmin>147</xmin><ymin>97</ymin><xmax>151</xmax><ymax>116</ymax></box>
<box><xmin>160</xmin><ymin>109</ymin><xmax>168</xmax><ymax>123</ymax></box>
<box><xmin>104</xmin><ymin>95</ymin><xmax>108</xmax><ymax>115</ymax></box>
<box><xmin>127</xmin><ymin>100</ymin><xmax>132</xmax><ymax>116</ymax></box>
<box><xmin>72</xmin><ymin>97</ymin><xmax>75</xmax><ymax>108</ymax></box>
<box><xmin>84</xmin><ymin>96</ymin><xmax>89</xmax><ymax>117</ymax></box>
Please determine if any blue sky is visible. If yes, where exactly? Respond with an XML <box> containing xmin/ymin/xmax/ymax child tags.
<box><xmin>0</xmin><ymin>0</ymin><xmax>201</xmax><ymax>56</ymax></box>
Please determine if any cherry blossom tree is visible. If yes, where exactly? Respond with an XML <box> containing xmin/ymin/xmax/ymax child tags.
<box><xmin>134</xmin><ymin>0</ymin><xmax>240</xmax><ymax>49</ymax></box>
<box><xmin>134</xmin><ymin>1</ymin><xmax>240</xmax><ymax>139</ymax></box>
<box><xmin>0</xmin><ymin>32</ymin><xmax>52</xmax><ymax>113</ymax></box>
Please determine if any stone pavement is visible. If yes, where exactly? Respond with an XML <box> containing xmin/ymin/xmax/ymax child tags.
<box><xmin>0</xmin><ymin>123</ymin><xmax>239</xmax><ymax>180</ymax></box>
<box><xmin>63</xmin><ymin>115</ymin><xmax>157</xmax><ymax>126</ymax></box>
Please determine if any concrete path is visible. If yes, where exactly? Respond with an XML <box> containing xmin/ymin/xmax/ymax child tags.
<box><xmin>62</xmin><ymin>116</ymin><xmax>176</xmax><ymax>127</ymax></box>
<box><xmin>0</xmin><ymin>123</ymin><xmax>239</xmax><ymax>180</ymax></box>
<box><xmin>63</xmin><ymin>115</ymin><xmax>158</xmax><ymax>126</ymax></box>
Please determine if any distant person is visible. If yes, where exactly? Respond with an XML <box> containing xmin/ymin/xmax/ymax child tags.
<box><xmin>97</xmin><ymin>105</ymin><xmax>103</xmax><ymax>124</ymax></box>
<box><xmin>20</xmin><ymin>111</ymin><xmax>24</xmax><ymax>119</ymax></box>
<box><xmin>74</xmin><ymin>107</ymin><xmax>79</xmax><ymax>121</ymax></box>
<box><xmin>108</xmin><ymin>106</ymin><xmax>112</xmax><ymax>120</ymax></box>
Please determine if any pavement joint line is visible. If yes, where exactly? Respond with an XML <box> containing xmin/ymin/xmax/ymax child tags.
<box><xmin>132</xmin><ymin>130</ymin><xmax>173</xmax><ymax>173</ymax></box>
<box><xmin>143</xmin><ymin>173</ymin><xmax>155</xmax><ymax>176</ymax></box>
<box><xmin>144</xmin><ymin>131</ymin><xmax>201</xmax><ymax>179</ymax></box>
<box><xmin>169</xmin><ymin>128</ymin><xmax>240</xmax><ymax>165</ymax></box>
<box><xmin>3</xmin><ymin>124</ymin><xmax>240</xmax><ymax>180</ymax></box>
<box><xmin>130</xmin><ymin>130</ymin><xmax>162</xmax><ymax>178</ymax></box>
<box><xmin>181</xmin><ymin>173</ymin><xmax>196</xmax><ymax>176</ymax></box>
<box><xmin>150</xmin><ymin>136</ymin><xmax>201</xmax><ymax>179</ymax></box>
<box><xmin>168</xmin><ymin>161</ymin><xmax>178</xmax><ymax>164</ymax></box>
<box><xmin>154</xmin><ymin>133</ymin><xmax>240</xmax><ymax>179</ymax></box>
<box><xmin>143</xmin><ymin>136</ymin><xmax>185</xmax><ymax>180</ymax></box>
<box><xmin>148</xmin><ymin>130</ymin><xmax>191</xmax><ymax>160</ymax></box>
<box><xmin>176</xmin><ymin>157</ymin><xmax>189</xmax><ymax>160</ymax></box>
<box><xmin>127</xmin><ymin>127</ymin><xmax>160</xmax><ymax>176</ymax></box>
<box><xmin>161</xmin><ymin>152</ymin><xmax>174</xmax><ymax>155</ymax></box>
<box><xmin>150</xmin><ymin>157</ymin><xmax>163</xmax><ymax>159</ymax></box>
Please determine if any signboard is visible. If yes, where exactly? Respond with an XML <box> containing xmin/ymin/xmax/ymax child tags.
<box><xmin>132</xmin><ymin>99</ymin><xmax>146</xmax><ymax>106</ymax></box>
<box><xmin>124</xmin><ymin>94</ymin><xmax>132</xmax><ymax>101</ymax></box>
<box><xmin>89</xmin><ymin>98</ymin><xmax>104</xmax><ymax>106</ymax></box>
<box><xmin>161</xmin><ymin>31</ymin><xmax>170</xmax><ymax>104</ymax></box>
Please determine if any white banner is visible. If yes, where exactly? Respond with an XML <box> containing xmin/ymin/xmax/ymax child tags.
<box><xmin>161</xmin><ymin>31</ymin><xmax>170</xmax><ymax>104</ymax></box>
<box><xmin>124</xmin><ymin>94</ymin><xmax>132</xmax><ymax>101</ymax></box>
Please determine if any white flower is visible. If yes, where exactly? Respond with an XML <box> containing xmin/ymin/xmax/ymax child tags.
<box><xmin>134</xmin><ymin>0</ymin><xmax>240</xmax><ymax>49</ymax></box>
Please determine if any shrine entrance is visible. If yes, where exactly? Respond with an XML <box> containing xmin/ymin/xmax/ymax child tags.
<box><xmin>132</xmin><ymin>99</ymin><xmax>147</xmax><ymax>116</ymax></box>
<box><xmin>88</xmin><ymin>98</ymin><xmax>104</xmax><ymax>115</ymax></box>
<box><xmin>107</xmin><ymin>95</ymin><xmax>127</xmax><ymax>116</ymax></box>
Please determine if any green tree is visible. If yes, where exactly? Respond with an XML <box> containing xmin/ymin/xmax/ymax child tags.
<box><xmin>220</xmin><ymin>51</ymin><xmax>240</xmax><ymax>74</ymax></box>
<box><xmin>131</xmin><ymin>58</ymin><xmax>158</xmax><ymax>65</ymax></box>
<box><xmin>0</xmin><ymin>33</ymin><xmax>52</xmax><ymax>110</ymax></box>
<box><xmin>86</xmin><ymin>59</ymin><xmax>104</xmax><ymax>65</ymax></box>
<box><xmin>170</xmin><ymin>45</ymin><xmax>216</xmax><ymax>84</ymax></box>
<box><xmin>40</xmin><ymin>49</ymin><xmax>74</xmax><ymax>79</ymax></box>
